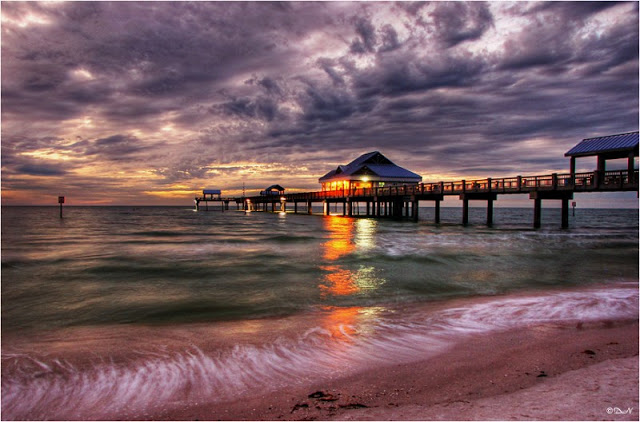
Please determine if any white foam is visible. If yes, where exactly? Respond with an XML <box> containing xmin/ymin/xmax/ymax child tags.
<box><xmin>2</xmin><ymin>287</ymin><xmax>637</xmax><ymax>420</ymax></box>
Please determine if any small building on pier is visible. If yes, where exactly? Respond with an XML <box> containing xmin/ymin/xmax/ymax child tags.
<box><xmin>565</xmin><ymin>131</ymin><xmax>638</xmax><ymax>178</ymax></box>
<box><xmin>319</xmin><ymin>151</ymin><xmax>422</xmax><ymax>191</ymax></box>
<box><xmin>202</xmin><ymin>189</ymin><xmax>222</xmax><ymax>200</ymax></box>
<box><xmin>260</xmin><ymin>184</ymin><xmax>285</xmax><ymax>196</ymax></box>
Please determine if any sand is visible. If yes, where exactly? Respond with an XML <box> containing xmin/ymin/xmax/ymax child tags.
<box><xmin>157</xmin><ymin>319</ymin><xmax>638</xmax><ymax>421</ymax></box>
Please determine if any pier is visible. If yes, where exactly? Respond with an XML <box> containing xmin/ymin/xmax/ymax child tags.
<box><xmin>194</xmin><ymin>189</ymin><xmax>237</xmax><ymax>211</ymax></box>
<box><xmin>236</xmin><ymin>169</ymin><xmax>638</xmax><ymax>228</ymax></box>
<box><xmin>196</xmin><ymin>132</ymin><xmax>639</xmax><ymax>228</ymax></box>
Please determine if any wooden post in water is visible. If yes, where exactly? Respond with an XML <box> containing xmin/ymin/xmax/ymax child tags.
<box><xmin>435</xmin><ymin>199</ymin><xmax>441</xmax><ymax>223</ymax></box>
<box><xmin>462</xmin><ymin>197</ymin><xmax>469</xmax><ymax>226</ymax></box>
<box><xmin>58</xmin><ymin>196</ymin><xmax>65</xmax><ymax>218</ymax></box>
<box><xmin>533</xmin><ymin>198</ymin><xmax>542</xmax><ymax>229</ymax></box>
<box><xmin>561</xmin><ymin>197</ymin><xmax>569</xmax><ymax>229</ymax></box>
<box><xmin>487</xmin><ymin>198</ymin><xmax>494</xmax><ymax>227</ymax></box>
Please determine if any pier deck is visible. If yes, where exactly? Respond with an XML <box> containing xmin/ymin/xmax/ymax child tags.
<box><xmin>200</xmin><ymin>169</ymin><xmax>638</xmax><ymax>228</ymax></box>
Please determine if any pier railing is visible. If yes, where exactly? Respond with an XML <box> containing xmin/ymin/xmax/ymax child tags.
<box><xmin>274</xmin><ymin>169</ymin><xmax>637</xmax><ymax>203</ymax></box>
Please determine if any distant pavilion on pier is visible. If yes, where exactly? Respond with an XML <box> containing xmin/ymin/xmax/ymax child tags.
<box><xmin>319</xmin><ymin>151</ymin><xmax>422</xmax><ymax>191</ymax></box>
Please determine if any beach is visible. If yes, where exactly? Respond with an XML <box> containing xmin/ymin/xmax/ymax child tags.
<box><xmin>3</xmin><ymin>284</ymin><xmax>637</xmax><ymax>421</ymax></box>
<box><xmin>2</xmin><ymin>206</ymin><xmax>638</xmax><ymax>420</ymax></box>
<box><xmin>155</xmin><ymin>319</ymin><xmax>638</xmax><ymax>421</ymax></box>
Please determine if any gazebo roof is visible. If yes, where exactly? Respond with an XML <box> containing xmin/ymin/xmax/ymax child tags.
<box><xmin>319</xmin><ymin>151</ymin><xmax>422</xmax><ymax>182</ymax></box>
<box><xmin>565</xmin><ymin>131</ymin><xmax>639</xmax><ymax>158</ymax></box>
<box><xmin>265</xmin><ymin>184</ymin><xmax>285</xmax><ymax>191</ymax></box>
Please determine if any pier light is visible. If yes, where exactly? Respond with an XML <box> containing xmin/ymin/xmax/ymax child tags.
<box><xmin>362</xmin><ymin>177</ymin><xmax>369</xmax><ymax>182</ymax></box>
<box><xmin>280</xmin><ymin>196</ymin><xmax>286</xmax><ymax>201</ymax></box>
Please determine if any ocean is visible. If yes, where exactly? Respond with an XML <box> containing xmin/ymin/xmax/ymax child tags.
<box><xmin>2</xmin><ymin>206</ymin><xmax>638</xmax><ymax>419</ymax></box>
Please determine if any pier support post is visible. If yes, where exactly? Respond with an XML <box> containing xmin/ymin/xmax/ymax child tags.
<box><xmin>435</xmin><ymin>200</ymin><xmax>440</xmax><ymax>223</ymax></box>
<box><xmin>487</xmin><ymin>198</ymin><xmax>494</xmax><ymax>227</ymax></box>
<box><xmin>366</xmin><ymin>201</ymin><xmax>370</xmax><ymax>216</ymax></box>
<box><xmin>561</xmin><ymin>197</ymin><xmax>569</xmax><ymax>229</ymax></box>
<box><xmin>460</xmin><ymin>193</ymin><xmax>497</xmax><ymax>227</ymax></box>
<box><xmin>308</xmin><ymin>201</ymin><xmax>313</xmax><ymax>214</ymax></box>
<box><xmin>530</xmin><ymin>191</ymin><xmax>573</xmax><ymax>229</ymax></box>
<box><xmin>324</xmin><ymin>201</ymin><xmax>329</xmax><ymax>216</ymax></box>
<box><xmin>347</xmin><ymin>200</ymin><xmax>352</xmax><ymax>217</ymax></box>
<box><xmin>533</xmin><ymin>198</ymin><xmax>542</xmax><ymax>229</ymax></box>
<box><xmin>412</xmin><ymin>199</ymin><xmax>419</xmax><ymax>222</ymax></box>
<box><xmin>462</xmin><ymin>198</ymin><xmax>469</xmax><ymax>226</ymax></box>
<box><xmin>391</xmin><ymin>200</ymin><xmax>403</xmax><ymax>219</ymax></box>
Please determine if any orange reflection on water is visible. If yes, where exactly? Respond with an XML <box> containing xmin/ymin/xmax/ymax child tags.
<box><xmin>321</xmin><ymin>216</ymin><xmax>360</xmax><ymax>297</ymax></box>
<box><xmin>320</xmin><ymin>306</ymin><xmax>361</xmax><ymax>340</ymax></box>
<box><xmin>322</xmin><ymin>216</ymin><xmax>355</xmax><ymax>261</ymax></box>
<box><xmin>319</xmin><ymin>265</ymin><xmax>359</xmax><ymax>296</ymax></box>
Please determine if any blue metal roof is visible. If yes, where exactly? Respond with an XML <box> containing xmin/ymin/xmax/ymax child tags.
<box><xmin>565</xmin><ymin>131</ymin><xmax>639</xmax><ymax>157</ymax></box>
<box><xmin>319</xmin><ymin>151</ymin><xmax>422</xmax><ymax>182</ymax></box>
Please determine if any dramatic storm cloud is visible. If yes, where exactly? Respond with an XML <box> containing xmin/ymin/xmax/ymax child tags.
<box><xmin>2</xmin><ymin>1</ymin><xmax>638</xmax><ymax>205</ymax></box>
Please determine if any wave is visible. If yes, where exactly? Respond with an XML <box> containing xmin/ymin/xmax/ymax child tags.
<box><xmin>2</xmin><ymin>285</ymin><xmax>637</xmax><ymax>420</ymax></box>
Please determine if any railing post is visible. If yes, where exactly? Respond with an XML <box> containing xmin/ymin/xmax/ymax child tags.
<box><xmin>517</xmin><ymin>176</ymin><xmax>522</xmax><ymax>191</ymax></box>
<box><xmin>462</xmin><ymin>180</ymin><xmax>466</xmax><ymax>193</ymax></box>
<box><xmin>552</xmin><ymin>173</ymin><xmax>558</xmax><ymax>190</ymax></box>
<box><xmin>620</xmin><ymin>171</ymin><xmax>624</xmax><ymax>189</ymax></box>
<box><xmin>487</xmin><ymin>178</ymin><xmax>492</xmax><ymax>192</ymax></box>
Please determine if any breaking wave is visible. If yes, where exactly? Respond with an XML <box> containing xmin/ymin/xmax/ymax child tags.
<box><xmin>3</xmin><ymin>285</ymin><xmax>637</xmax><ymax>420</ymax></box>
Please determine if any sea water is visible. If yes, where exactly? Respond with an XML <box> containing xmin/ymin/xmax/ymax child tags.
<box><xmin>2</xmin><ymin>206</ymin><xmax>638</xmax><ymax>419</ymax></box>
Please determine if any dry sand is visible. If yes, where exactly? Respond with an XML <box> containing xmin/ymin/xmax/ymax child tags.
<box><xmin>156</xmin><ymin>319</ymin><xmax>638</xmax><ymax>421</ymax></box>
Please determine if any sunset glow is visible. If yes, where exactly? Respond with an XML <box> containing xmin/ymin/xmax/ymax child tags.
<box><xmin>2</xmin><ymin>2</ymin><xmax>638</xmax><ymax>206</ymax></box>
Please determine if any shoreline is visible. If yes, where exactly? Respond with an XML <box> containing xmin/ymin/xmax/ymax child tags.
<box><xmin>157</xmin><ymin>319</ymin><xmax>638</xmax><ymax>421</ymax></box>
<box><xmin>3</xmin><ymin>284</ymin><xmax>637</xmax><ymax>420</ymax></box>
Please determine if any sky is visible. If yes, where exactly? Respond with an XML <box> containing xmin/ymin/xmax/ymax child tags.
<box><xmin>1</xmin><ymin>1</ymin><xmax>638</xmax><ymax>206</ymax></box>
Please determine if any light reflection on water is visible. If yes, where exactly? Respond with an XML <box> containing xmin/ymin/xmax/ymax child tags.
<box><xmin>1</xmin><ymin>206</ymin><xmax>638</xmax><ymax>420</ymax></box>
<box><xmin>319</xmin><ymin>216</ymin><xmax>386</xmax><ymax>297</ymax></box>
<box><xmin>319</xmin><ymin>216</ymin><xmax>387</xmax><ymax>342</ymax></box>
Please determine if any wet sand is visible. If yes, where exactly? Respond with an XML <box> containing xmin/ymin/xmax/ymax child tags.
<box><xmin>158</xmin><ymin>319</ymin><xmax>638</xmax><ymax>421</ymax></box>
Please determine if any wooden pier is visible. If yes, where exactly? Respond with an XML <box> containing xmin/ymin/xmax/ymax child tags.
<box><xmin>194</xmin><ymin>189</ymin><xmax>239</xmax><ymax>211</ymax></box>
<box><xmin>232</xmin><ymin>169</ymin><xmax>638</xmax><ymax>228</ymax></box>
<box><xmin>197</xmin><ymin>132</ymin><xmax>639</xmax><ymax>228</ymax></box>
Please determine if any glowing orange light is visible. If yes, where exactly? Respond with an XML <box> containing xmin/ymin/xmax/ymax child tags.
<box><xmin>322</xmin><ymin>217</ymin><xmax>355</xmax><ymax>261</ymax></box>
<box><xmin>320</xmin><ymin>306</ymin><xmax>362</xmax><ymax>341</ymax></box>
<box><xmin>319</xmin><ymin>265</ymin><xmax>359</xmax><ymax>297</ymax></box>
